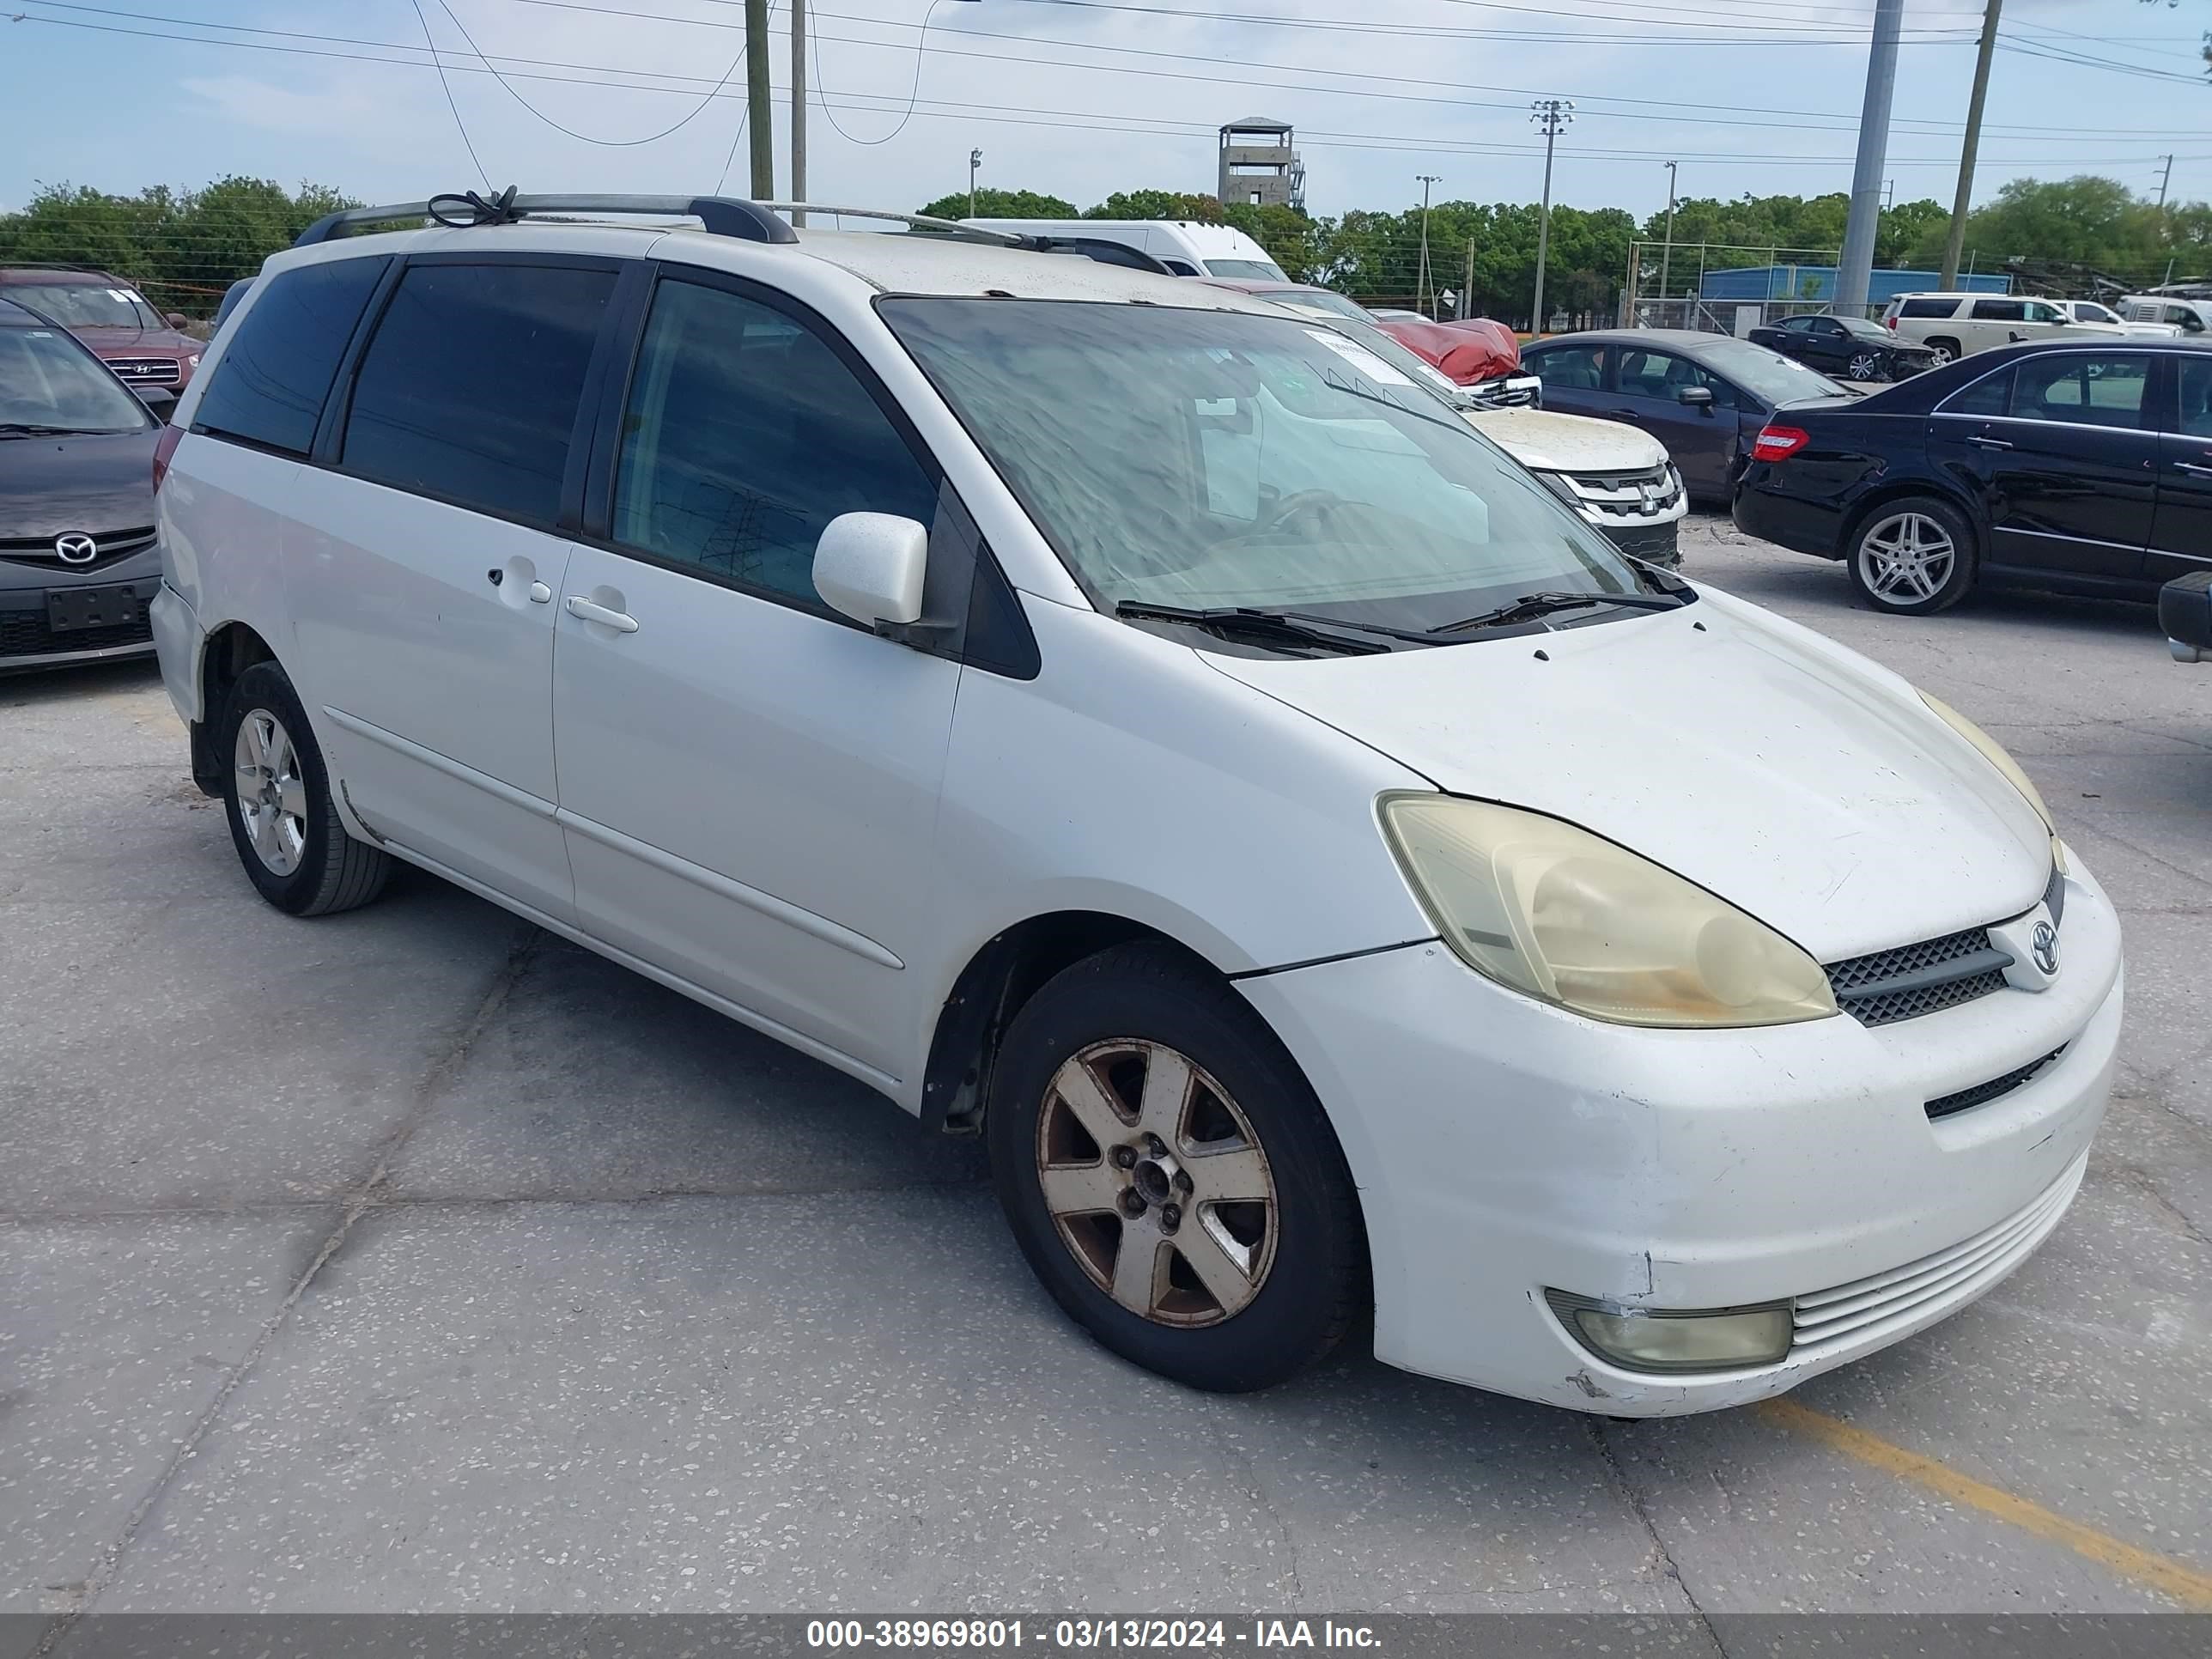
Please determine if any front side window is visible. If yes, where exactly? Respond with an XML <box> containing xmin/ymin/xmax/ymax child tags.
<box><xmin>2170</xmin><ymin>307</ymin><xmax>2207</xmax><ymax>334</ymax></box>
<box><xmin>195</xmin><ymin>257</ymin><xmax>388</xmax><ymax>456</ymax></box>
<box><xmin>341</xmin><ymin>261</ymin><xmax>614</xmax><ymax>528</ymax></box>
<box><xmin>0</xmin><ymin>326</ymin><xmax>153</xmax><ymax>433</ymax></box>
<box><xmin>2021</xmin><ymin>301</ymin><xmax>2063</xmax><ymax>325</ymax></box>
<box><xmin>1618</xmin><ymin>349</ymin><xmax>1734</xmax><ymax>407</ymax></box>
<box><xmin>613</xmin><ymin>278</ymin><xmax>937</xmax><ymax>605</ymax></box>
<box><xmin>2010</xmin><ymin>355</ymin><xmax>2149</xmax><ymax>429</ymax></box>
<box><xmin>1526</xmin><ymin>343</ymin><xmax>1607</xmax><ymax>390</ymax></box>
<box><xmin>882</xmin><ymin>298</ymin><xmax>1644</xmax><ymax>635</ymax></box>
<box><xmin>4</xmin><ymin>282</ymin><xmax>159</xmax><ymax>331</ymax></box>
<box><xmin>2179</xmin><ymin>358</ymin><xmax>2212</xmax><ymax>439</ymax></box>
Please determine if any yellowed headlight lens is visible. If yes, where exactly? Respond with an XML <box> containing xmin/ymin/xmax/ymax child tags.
<box><xmin>1380</xmin><ymin>796</ymin><xmax>1838</xmax><ymax>1029</ymax></box>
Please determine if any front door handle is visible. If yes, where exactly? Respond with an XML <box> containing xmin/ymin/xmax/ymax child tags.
<box><xmin>565</xmin><ymin>594</ymin><xmax>639</xmax><ymax>633</ymax></box>
<box><xmin>2178</xmin><ymin>460</ymin><xmax>2212</xmax><ymax>477</ymax></box>
<box><xmin>1966</xmin><ymin>434</ymin><xmax>2013</xmax><ymax>451</ymax></box>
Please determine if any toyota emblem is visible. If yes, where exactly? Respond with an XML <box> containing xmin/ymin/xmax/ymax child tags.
<box><xmin>2031</xmin><ymin>920</ymin><xmax>2060</xmax><ymax>977</ymax></box>
<box><xmin>54</xmin><ymin>533</ymin><xmax>97</xmax><ymax>565</ymax></box>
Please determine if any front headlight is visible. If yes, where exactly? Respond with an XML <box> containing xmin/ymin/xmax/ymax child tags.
<box><xmin>1379</xmin><ymin>795</ymin><xmax>1838</xmax><ymax>1028</ymax></box>
<box><xmin>1917</xmin><ymin>691</ymin><xmax>2069</xmax><ymax>876</ymax></box>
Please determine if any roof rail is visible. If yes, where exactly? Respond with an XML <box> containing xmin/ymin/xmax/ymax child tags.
<box><xmin>757</xmin><ymin>205</ymin><xmax>1173</xmax><ymax>273</ymax></box>
<box><xmin>295</xmin><ymin>192</ymin><xmax>799</xmax><ymax>247</ymax></box>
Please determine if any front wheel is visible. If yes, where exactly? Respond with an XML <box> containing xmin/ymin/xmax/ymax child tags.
<box><xmin>219</xmin><ymin>662</ymin><xmax>392</xmax><ymax>915</ymax></box>
<box><xmin>1846</xmin><ymin>351</ymin><xmax>1883</xmax><ymax>381</ymax></box>
<box><xmin>1846</xmin><ymin>497</ymin><xmax>1977</xmax><ymax>616</ymax></box>
<box><xmin>986</xmin><ymin>944</ymin><xmax>1365</xmax><ymax>1393</ymax></box>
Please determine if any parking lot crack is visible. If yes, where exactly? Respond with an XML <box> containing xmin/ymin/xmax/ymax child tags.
<box><xmin>1584</xmin><ymin>1421</ymin><xmax>1728</xmax><ymax>1655</ymax></box>
<box><xmin>23</xmin><ymin>927</ymin><xmax>540</xmax><ymax>1658</ymax></box>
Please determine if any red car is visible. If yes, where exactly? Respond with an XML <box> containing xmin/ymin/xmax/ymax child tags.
<box><xmin>0</xmin><ymin>266</ymin><xmax>204</xmax><ymax>393</ymax></box>
<box><xmin>1200</xmin><ymin>279</ymin><xmax>1534</xmax><ymax>405</ymax></box>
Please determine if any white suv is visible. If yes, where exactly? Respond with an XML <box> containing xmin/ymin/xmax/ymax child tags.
<box><xmin>151</xmin><ymin>194</ymin><xmax>2121</xmax><ymax>1415</ymax></box>
<box><xmin>1881</xmin><ymin>291</ymin><xmax>2113</xmax><ymax>363</ymax></box>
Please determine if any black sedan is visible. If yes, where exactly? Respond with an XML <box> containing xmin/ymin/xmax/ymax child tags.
<box><xmin>1735</xmin><ymin>337</ymin><xmax>2212</xmax><ymax>616</ymax></box>
<box><xmin>1521</xmin><ymin>328</ymin><xmax>1851</xmax><ymax>503</ymax></box>
<box><xmin>1749</xmin><ymin>313</ymin><xmax>1936</xmax><ymax>383</ymax></box>
<box><xmin>0</xmin><ymin>295</ymin><xmax>169</xmax><ymax>672</ymax></box>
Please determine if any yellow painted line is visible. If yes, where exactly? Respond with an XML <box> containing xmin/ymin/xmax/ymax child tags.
<box><xmin>1759</xmin><ymin>1398</ymin><xmax>2212</xmax><ymax>1612</ymax></box>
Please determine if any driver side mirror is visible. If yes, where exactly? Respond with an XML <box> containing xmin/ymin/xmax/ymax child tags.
<box><xmin>813</xmin><ymin>513</ymin><xmax>927</xmax><ymax>629</ymax></box>
<box><xmin>1677</xmin><ymin>385</ymin><xmax>1716</xmax><ymax>413</ymax></box>
<box><xmin>163</xmin><ymin>312</ymin><xmax>189</xmax><ymax>329</ymax></box>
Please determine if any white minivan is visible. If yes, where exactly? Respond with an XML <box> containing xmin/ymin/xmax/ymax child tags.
<box><xmin>964</xmin><ymin>216</ymin><xmax>1288</xmax><ymax>281</ymax></box>
<box><xmin>153</xmin><ymin>196</ymin><xmax>2120</xmax><ymax>1415</ymax></box>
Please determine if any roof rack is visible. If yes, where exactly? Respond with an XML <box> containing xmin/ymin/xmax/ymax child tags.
<box><xmin>295</xmin><ymin>191</ymin><xmax>799</xmax><ymax>247</ymax></box>
<box><xmin>759</xmin><ymin>205</ymin><xmax>1171</xmax><ymax>272</ymax></box>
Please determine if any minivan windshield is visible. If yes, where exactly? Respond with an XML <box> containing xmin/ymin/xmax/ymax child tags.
<box><xmin>0</xmin><ymin>326</ymin><xmax>152</xmax><ymax>433</ymax></box>
<box><xmin>882</xmin><ymin>298</ymin><xmax>1650</xmax><ymax>638</ymax></box>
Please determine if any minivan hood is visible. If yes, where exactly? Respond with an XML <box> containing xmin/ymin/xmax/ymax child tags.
<box><xmin>0</xmin><ymin>428</ymin><xmax>158</xmax><ymax>541</ymax></box>
<box><xmin>1203</xmin><ymin>586</ymin><xmax>2050</xmax><ymax>961</ymax></box>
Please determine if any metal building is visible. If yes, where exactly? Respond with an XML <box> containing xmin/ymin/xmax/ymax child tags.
<box><xmin>1218</xmin><ymin>117</ymin><xmax>1304</xmax><ymax>211</ymax></box>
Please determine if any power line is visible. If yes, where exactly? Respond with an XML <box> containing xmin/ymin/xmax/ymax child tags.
<box><xmin>408</xmin><ymin>0</ymin><xmax>491</xmax><ymax>188</ymax></box>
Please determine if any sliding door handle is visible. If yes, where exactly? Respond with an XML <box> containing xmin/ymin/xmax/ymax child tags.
<box><xmin>564</xmin><ymin>595</ymin><xmax>639</xmax><ymax>634</ymax></box>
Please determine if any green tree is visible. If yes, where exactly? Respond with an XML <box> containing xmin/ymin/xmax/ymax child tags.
<box><xmin>913</xmin><ymin>186</ymin><xmax>1079</xmax><ymax>221</ymax></box>
<box><xmin>1220</xmin><ymin>202</ymin><xmax>1327</xmax><ymax>281</ymax></box>
<box><xmin>1085</xmin><ymin>189</ymin><xmax>1224</xmax><ymax>222</ymax></box>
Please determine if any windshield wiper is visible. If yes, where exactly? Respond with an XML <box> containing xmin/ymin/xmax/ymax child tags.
<box><xmin>0</xmin><ymin>422</ymin><xmax>103</xmax><ymax>438</ymax></box>
<box><xmin>1114</xmin><ymin>601</ymin><xmax>1430</xmax><ymax>654</ymax></box>
<box><xmin>1428</xmin><ymin>589</ymin><xmax>1684</xmax><ymax>636</ymax></box>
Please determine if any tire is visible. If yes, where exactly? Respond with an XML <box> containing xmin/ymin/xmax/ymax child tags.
<box><xmin>1923</xmin><ymin>337</ymin><xmax>1961</xmax><ymax>368</ymax></box>
<box><xmin>1846</xmin><ymin>350</ymin><xmax>1883</xmax><ymax>382</ymax></box>
<box><xmin>986</xmin><ymin>943</ymin><xmax>1365</xmax><ymax>1393</ymax></box>
<box><xmin>218</xmin><ymin>662</ymin><xmax>392</xmax><ymax>916</ymax></box>
<box><xmin>1845</xmin><ymin>495</ymin><xmax>1978</xmax><ymax>617</ymax></box>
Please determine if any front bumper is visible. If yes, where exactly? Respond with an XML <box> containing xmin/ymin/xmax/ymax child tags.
<box><xmin>0</xmin><ymin>563</ymin><xmax>160</xmax><ymax>673</ymax></box>
<box><xmin>2160</xmin><ymin>571</ymin><xmax>2212</xmax><ymax>662</ymax></box>
<box><xmin>1238</xmin><ymin>854</ymin><xmax>2123</xmax><ymax>1415</ymax></box>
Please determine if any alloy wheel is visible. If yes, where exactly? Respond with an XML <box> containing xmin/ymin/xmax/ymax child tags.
<box><xmin>1848</xmin><ymin>352</ymin><xmax>1881</xmax><ymax>380</ymax></box>
<box><xmin>1035</xmin><ymin>1038</ymin><xmax>1279</xmax><ymax>1328</ymax></box>
<box><xmin>233</xmin><ymin>708</ymin><xmax>308</xmax><ymax>876</ymax></box>
<box><xmin>1857</xmin><ymin>512</ymin><xmax>1957</xmax><ymax>606</ymax></box>
<box><xmin>1926</xmin><ymin>343</ymin><xmax>1956</xmax><ymax>366</ymax></box>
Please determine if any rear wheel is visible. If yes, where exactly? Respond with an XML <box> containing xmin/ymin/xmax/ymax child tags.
<box><xmin>986</xmin><ymin>944</ymin><xmax>1365</xmax><ymax>1393</ymax></box>
<box><xmin>1846</xmin><ymin>496</ymin><xmax>1977</xmax><ymax>616</ymax></box>
<box><xmin>219</xmin><ymin>663</ymin><xmax>392</xmax><ymax>915</ymax></box>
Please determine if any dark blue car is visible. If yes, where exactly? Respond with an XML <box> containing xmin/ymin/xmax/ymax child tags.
<box><xmin>1734</xmin><ymin>337</ymin><xmax>2212</xmax><ymax>617</ymax></box>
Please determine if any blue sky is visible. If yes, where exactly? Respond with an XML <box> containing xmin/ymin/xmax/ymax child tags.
<box><xmin>2</xmin><ymin>1</ymin><xmax>2206</xmax><ymax>222</ymax></box>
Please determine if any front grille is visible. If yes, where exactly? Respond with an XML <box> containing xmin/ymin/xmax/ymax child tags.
<box><xmin>103</xmin><ymin>356</ymin><xmax>180</xmax><ymax>386</ymax></box>
<box><xmin>0</xmin><ymin>527</ymin><xmax>157</xmax><ymax>572</ymax></box>
<box><xmin>1602</xmin><ymin>520</ymin><xmax>1682</xmax><ymax>565</ymax></box>
<box><xmin>1790</xmin><ymin>1153</ymin><xmax>2085</xmax><ymax>1356</ymax></box>
<box><xmin>1825</xmin><ymin>925</ymin><xmax>2013</xmax><ymax>1026</ymax></box>
<box><xmin>1561</xmin><ymin>465</ymin><xmax>1683</xmax><ymax>524</ymax></box>
<box><xmin>1926</xmin><ymin>1048</ymin><xmax>2066</xmax><ymax>1121</ymax></box>
<box><xmin>0</xmin><ymin>611</ymin><xmax>154</xmax><ymax>660</ymax></box>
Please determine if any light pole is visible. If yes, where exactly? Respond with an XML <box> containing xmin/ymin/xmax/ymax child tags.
<box><xmin>1529</xmin><ymin>99</ymin><xmax>1573</xmax><ymax>336</ymax></box>
<box><xmin>1415</xmin><ymin>173</ymin><xmax>1442</xmax><ymax>316</ymax></box>
<box><xmin>1659</xmin><ymin>160</ymin><xmax>1678</xmax><ymax>316</ymax></box>
<box><xmin>1836</xmin><ymin>0</ymin><xmax>1905</xmax><ymax>318</ymax></box>
<box><xmin>1940</xmin><ymin>0</ymin><xmax>2002</xmax><ymax>289</ymax></box>
<box><xmin>790</xmin><ymin>0</ymin><xmax>806</xmax><ymax>226</ymax></box>
<box><xmin>969</xmin><ymin>149</ymin><xmax>982</xmax><ymax>218</ymax></box>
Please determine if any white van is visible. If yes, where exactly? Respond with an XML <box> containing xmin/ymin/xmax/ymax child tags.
<box><xmin>966</xmin><ymin>216</ymin><xmax>1287</xmax><ymax>281</ymax></box>
<box><xmin>152</xmin><ymin>194</ymin><xmax>2117</xmax><ymax>1416</ymax></box>
<box><xmin>1880</xmin><ymin>292</ymin><xmax>2114</xmax><ymax>363</ymax></box>
<box><xmin>2121</xmin><ymin>295</ymin><xmax>2211</xmax><ymax>337</ymax></box>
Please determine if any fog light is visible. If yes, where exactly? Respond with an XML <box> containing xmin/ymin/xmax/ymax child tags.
<box><xmin>1545</xmin><ymin>1290</ymin><xmax>1793</xmax><ymax>1374</ymax></box>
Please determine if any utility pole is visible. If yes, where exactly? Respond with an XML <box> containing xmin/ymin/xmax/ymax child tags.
<box><xmin>789</xmin><ymin>0</ymin><xmax>806</xmax><ymax>226</ymax></box>
<box><xmin>2158</xmin><ymin>153</ymin><xmax>2175</xmax><ymax>210</ymax></box>
<box><xmin>1836</xmin><ymin>0</ymin><xmax>1904</xmax><ymax>318</ymax></box>
<box><xmin>1940</xmin><ymin>0</ymin><xmax>2002</xmax><ymax>289</ymax></box>
<box><xmin>744</xmin><ymin>0</ymin><xmax>773</xmax><ymax>199</ymax></box>
<box><xmin>1659</xmin><ymin>160</ymin><xmax>1678</xmax><ymax>311</ymax></box>
<box><xmin>1529</xmin><ymin>99</ymin><xmax>1573</xmax><ymax>336</ymax></box>
<box><xmin>1460</xmin><ymin>240</ymin><xmax>1474</xmax><ymax>320</ymax></box>
<box><xmin>1415</xmin><ymin>173</ymin><xmax>1442</xmax><ymax>316</ymax></box>
<box><xmin>969</xmin><ymin>149</ymin><xmax>982</xmax><ymax>218</ymax></box>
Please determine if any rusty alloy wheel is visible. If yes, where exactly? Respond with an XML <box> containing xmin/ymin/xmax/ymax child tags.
<box><xmin>1033</xmin><ymin>1038</ymin><xmax>1279</xmax><ymax>1328</ymax></box>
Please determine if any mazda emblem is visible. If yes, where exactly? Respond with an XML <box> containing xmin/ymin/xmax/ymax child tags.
<box><xmin>2031</xmin><ymin>920</ymin><xmax>2059</xmax><ymax>977</ymax></box>
<box><xmin>55</xmin><ymin>533</ymin><xmax>97</xmax><ymax>565</ymax></box>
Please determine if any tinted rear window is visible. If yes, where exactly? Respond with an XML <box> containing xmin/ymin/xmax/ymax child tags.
<box><xmin>338</xmin><ymin>262</ymin><xmax>615</xmax><ymax>529</ymax></box>
<box><xmin>194</xmin><ymin>257</ymin><xmax>388</xmax><ymax>456</ymax></box>
<box><xmin>1899</xmin><ymin>298</ymin><xmax>1958</xmax><ymax>319</ymax></box>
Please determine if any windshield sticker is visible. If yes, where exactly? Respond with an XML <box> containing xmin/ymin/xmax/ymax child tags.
<box><xmin>1304</xmin><ymin>328</ymin><xmax>1415</xmax><ymax>386</ymax></box>
<box><xmin>107</xmin><ymin>289</ymin><xmax>137</xmax><ymax>304</ymax></box>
